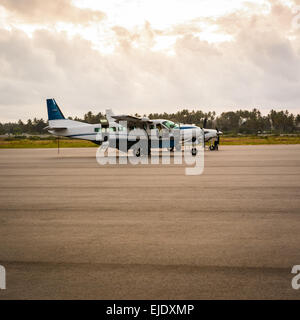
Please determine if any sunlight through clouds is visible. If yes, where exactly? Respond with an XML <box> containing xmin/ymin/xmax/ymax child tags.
<box><xmin>0</xmin><ymin>0</ymin><xmax>299</xmax><ymax>120</ymax></box>
<box><xmin>71</xmin><ymin>0</ymin><xmax>272</xmax><ymax>50</ymax></box>
<box><xmin>0</xmin><ymin>0</ymin><xmax>279</xmax><ymax>53</ymax></box>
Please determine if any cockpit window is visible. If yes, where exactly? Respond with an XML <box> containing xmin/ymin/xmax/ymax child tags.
<box><xmin>162</xmin><ymin>121</ymin><xmax>179</xmax><ymax>129</ymax></box>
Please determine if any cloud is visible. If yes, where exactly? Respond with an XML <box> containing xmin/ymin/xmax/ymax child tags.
<box><xmin>0</xmin><ymin>0</ymin><xmax>106</xmax><ymax>25</ymax></box>
<box><xmin>112</xmin><ymin>22</ymin><xmax>156</xmax><ymax>51</ymax></box>
<box><xmin>0</xmin><ymin>0</ymin><xmax>300</xmax><ymax>122</ymax></box>
<box><xmin>194</xmin><ymin>0</ymin><xmax>298</xmax><ymax>38</ymax></box>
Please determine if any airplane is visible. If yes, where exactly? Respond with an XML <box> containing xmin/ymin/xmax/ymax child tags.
<box><xmin>45</xmin><ymin>99</ymin><xmax>204</xmax><ymax>156</ymax></box>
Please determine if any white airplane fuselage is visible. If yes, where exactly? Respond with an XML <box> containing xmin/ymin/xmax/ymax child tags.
<box><xmin>47</xmin><ymin>119</ymin><xmax>102</xmax><ymax>142</ymax></box>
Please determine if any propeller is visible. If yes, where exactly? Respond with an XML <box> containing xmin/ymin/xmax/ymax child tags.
<box><xmin>203</xmin><ymin>118</ymin><xmax>207</xmax><ymax>129</ymax></box>
<box><xmin>215</xmin><ymin>127</ymin><xmax>222</xmax><ymax>144</ymax></box>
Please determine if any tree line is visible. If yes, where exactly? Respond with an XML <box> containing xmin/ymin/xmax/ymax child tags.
<box><xmin>1</xmin><ymin>109</ymin><xmax>299</xmax><ymax>135</ymax></box>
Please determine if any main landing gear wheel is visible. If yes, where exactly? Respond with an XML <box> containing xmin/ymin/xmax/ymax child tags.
<box><xmin>134</xmin><ymin>148</ymin><xmax>141</xmax><ymax>157</ymax></box>
<box><xmin>133</xmin><ymin>146</ymin><xmax>150</xmax><ymax>157</ymax></box>
<box><xmin>191</xmin><ymin>148</ymin><xmax>197</xmax><ymax>156</ymax></box>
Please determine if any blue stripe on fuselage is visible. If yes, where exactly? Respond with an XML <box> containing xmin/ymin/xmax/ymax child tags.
<box><xmin>65</xmin><ymin>133</ymin><xmax>96</xmax><ymax>137</ymax></box>
<box><xmin>179</xmin><ymin>126</ymin><xmax>197</xmax><ymax>129</ymax></box>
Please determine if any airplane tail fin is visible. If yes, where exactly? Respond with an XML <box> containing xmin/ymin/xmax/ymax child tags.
<box><xmin>45</xmin><ymin>99</ymin><xmax>92</xmax><ymax>132</ymax></box>
<box><xmin>47</xmin><ymin>99</ymin><xmax>65</xmax><ymax>120</ymax></box>
<box><xmin>105</xmin><ymin>109</ymin><xmax>115</xmax><ymax>123</ymax></box>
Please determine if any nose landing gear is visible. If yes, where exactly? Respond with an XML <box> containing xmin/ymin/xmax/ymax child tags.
<box><xmin>209</xmin><ymin>138</ymin><xmax>219</xmax><ymax>151</ymax></box>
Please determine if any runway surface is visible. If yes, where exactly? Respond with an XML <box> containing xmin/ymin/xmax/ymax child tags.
<box><xmin>0</xmin><ymin>145</ymin><xmax>300</xmax><ymax>299</ymax></box>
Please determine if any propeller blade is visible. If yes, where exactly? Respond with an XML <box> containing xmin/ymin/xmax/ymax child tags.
<box><xmin>203</xmin><ymin>118</ymin><xmax>207</xmax><ymax>128</ymax></box>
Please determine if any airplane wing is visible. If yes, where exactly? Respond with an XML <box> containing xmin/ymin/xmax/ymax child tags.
<box><xmin>112</xmin><ymin>115</ymin><xmax>153</xmax><ymax>124</ymax></box>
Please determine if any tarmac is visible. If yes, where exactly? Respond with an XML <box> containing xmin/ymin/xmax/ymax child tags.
<box><xmin>0</xmin><ymin>145</ymin><xmax>300</xmax><ymax>299</ymax></box>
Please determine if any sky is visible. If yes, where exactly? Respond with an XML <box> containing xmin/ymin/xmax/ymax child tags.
<box><xmin>0</xmin><ymin>0</ymin><xmax>300</xmax><ymax>121</ymax></box>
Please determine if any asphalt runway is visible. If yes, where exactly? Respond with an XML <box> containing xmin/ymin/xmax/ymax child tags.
<box><xmin>0</xmin><ymin>145</ymin><xmax>300</xmax><ymax>299</ymax></box>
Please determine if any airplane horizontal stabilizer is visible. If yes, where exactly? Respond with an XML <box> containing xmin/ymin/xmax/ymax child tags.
<box><xmin>44</xmin><ymin>126</ymin><xmax>67</xmax><ymax>130</ymax></box>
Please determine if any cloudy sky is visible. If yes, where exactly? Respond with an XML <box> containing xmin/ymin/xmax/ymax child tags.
<box><xmin>0</xmin><ymin>0</ymin><xmax>300</xmax><ymax>121</ymax></box>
